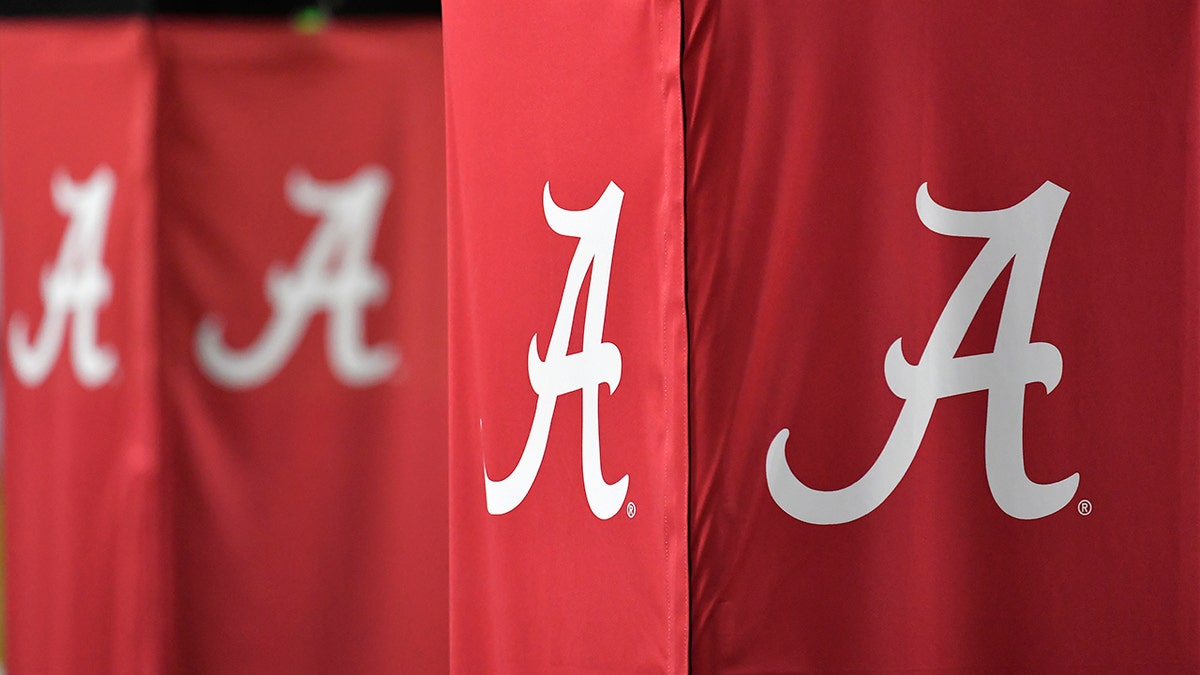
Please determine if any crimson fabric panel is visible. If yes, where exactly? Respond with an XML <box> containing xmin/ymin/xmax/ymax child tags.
<box><xmin>442</xmin><ymin>1</ymin><xmax>689</xmax><ymax>672</ymax></box>
<box><xmin>1</xmin><ymin>19</ymin><xmax>165</xmax><ymax>674</ymax></box>
<box><xmin>156</xmin><ymin>21</ymin><xmax>447</xmax><ymax>673</ymax></box>
<box><xmin>686</xmin><ymin>2</ymin><xmax>1199</xmax><ymax>672</ymax></box>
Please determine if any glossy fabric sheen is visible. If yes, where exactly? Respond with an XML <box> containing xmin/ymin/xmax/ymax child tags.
<box><xmin>1</xmin><ymin>21</ymin><xmax>162</xmax><ymax>674</ymax></box>
<box><xmin>685</xmin><ymin>2</ymin><xmax>1200</xmax><ymax>672</ymax></box>
<box><xmin>2</xmin><ymin>19</ymin><xmax>449</xmax><ymax>674</ymax></box>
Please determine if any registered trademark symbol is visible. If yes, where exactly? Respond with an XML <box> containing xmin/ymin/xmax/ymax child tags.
<box><xmin>1077</xmin><ymin>499</ymin><xmax>1092</xmax><ymax>516</ymax></box>
<box><xmin>627</xmin><ymin>501</ymin><xmax>636</xmax><ymax>519</ymax></box>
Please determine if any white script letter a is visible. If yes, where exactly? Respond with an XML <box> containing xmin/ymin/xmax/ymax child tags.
<box><xmin>195</xmin><ymin>166</ymin><xmax>398</xmax><ymax>389</ymax></box>
<box><xmin>8</xmin><ymin>165</ymin><xmax>119</xmax><ymax>388</ymax></box>
<box><xmin>485</xmin><ymin>182</ymin><xmax>628</xmax><ymax>520</ymax></box>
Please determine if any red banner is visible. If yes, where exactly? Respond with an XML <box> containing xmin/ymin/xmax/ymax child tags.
<box><xmin>686</xmin><ymin>2</ymin><xmax>1199</xmax><ymax>672</ymax></box>
<box><xmin>156</xmin><ymin>20</ymin><xmax>447</xmax><ymax>674</ymax></box>
<box><xmin>443</xmin><ymin>1</ymin><xmax>689</xmax><ymax>672</ymax></box>
<box><xmin>2</xmin><ymin>18</ymin><xmax>447</xmax><ymax>674</ymax></box>
<box><xmin>1</xmin><ymin>19</ymin><xmax>163</xmax><ymax>674</ymax></box>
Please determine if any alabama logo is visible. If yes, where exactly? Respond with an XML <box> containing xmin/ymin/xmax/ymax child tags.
<box><xmin>195</xmin><ymin>165</ymin><xmax>398</xmax><ymax>389</ymax></box>
<box><xmin>485</xmin><ymin>182</ymin><xmax>628</xmax><ymax>520</ymax></box>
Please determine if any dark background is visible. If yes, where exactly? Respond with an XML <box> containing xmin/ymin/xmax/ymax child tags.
<box><xmin>0</xmin><ymin>0</ymin><xmax>438</xmax><ymax>16</ymax></box>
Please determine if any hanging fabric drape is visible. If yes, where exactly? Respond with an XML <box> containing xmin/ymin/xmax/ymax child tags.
<box><xmin>1</xmin><ymin>18</ymin><xmax>448</xmax><ymax>674</ymax></box>
<box><xmin>442</xmin><ymin>1</ymin><xmax>690</xmax><ymax>672</ymax></box>
<box><xmin>443</xmin><ymin>1</ymin><xmax>1199</xmax><ymax>672</ymax></box>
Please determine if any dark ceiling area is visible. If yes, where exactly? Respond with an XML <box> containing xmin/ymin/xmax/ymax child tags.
<box><xmin>0</xmin><ymin>0</ymin><xmax>439</xmax><ymax>16</ymax></box>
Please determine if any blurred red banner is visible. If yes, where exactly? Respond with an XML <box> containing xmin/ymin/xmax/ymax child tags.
<box><xmin>156</xmin><ymin>20</ymin><xmax>446</xmax><ymax>674</ymax></box>
<box><xmin>2</xmin><ymin>18</ymin><xmax>447</xmax><ymax>674</ymax></box>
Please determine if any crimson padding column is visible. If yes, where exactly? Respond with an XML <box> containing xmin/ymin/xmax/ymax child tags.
<box><xmin>156</xmin><ymin>20</ymin><xmax>448</xmax><ymax>674</ymax></box>
<box><xmin>1</xmin><ymin>19</ymin><xmax>164</xmax><ymax>675</ymax></box>
<box><xmin>442</xmin><ymin>1</ymin><xmax>690</xmax><ymax>672</ymax></box>
<box><xmin>685</xmin><ymin>2</ymin><xmax>1199</xmax><ymax>672</ymax></box>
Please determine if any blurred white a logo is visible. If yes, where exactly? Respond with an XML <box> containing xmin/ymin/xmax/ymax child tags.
<box><xmin>485</xmin><ymin>182</ymin><xmax>627</xmax><ymax>520</ymax></box>
<box><xmin>196</xmin><ymin>166</ymin><xmax>397</xmax><ymax>388</ymax></box>
<box><xmin>8</xmin><ymin>166</ymin><xmax>118</xmax><ymax>388</ymax></box>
